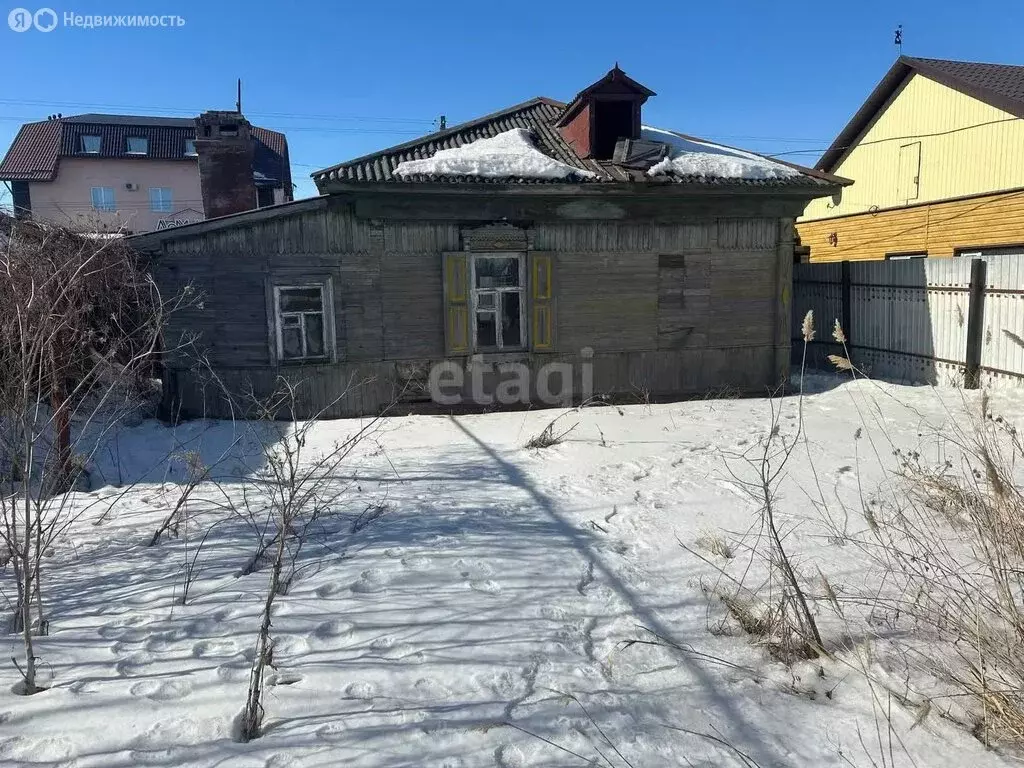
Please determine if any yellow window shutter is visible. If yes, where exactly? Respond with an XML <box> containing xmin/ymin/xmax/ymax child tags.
<box><xmin>529</xmin><ymin>252</ymin><xmax>555</xmax><ymax>352</ymax></box>
<box><xmin>442</xmin><ymin>252</ymin><xmax>470</xmax><ymax>355</ymax></box>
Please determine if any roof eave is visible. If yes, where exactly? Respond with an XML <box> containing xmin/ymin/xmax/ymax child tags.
<box><xmin>316</xmin><ymin>179</ymin><xmax>843</xmax><ymax>198</ymax></box>
<box><xmin>816</xmin><ymin>57</ymin><xmax>915</xmax><ymax>172</ymax></box>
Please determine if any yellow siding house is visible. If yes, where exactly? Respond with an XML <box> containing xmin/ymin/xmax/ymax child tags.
<box><xmin>798</xmin><ymin>56</ymin><xmax>1024</xmax><ymax>262</ymax></box>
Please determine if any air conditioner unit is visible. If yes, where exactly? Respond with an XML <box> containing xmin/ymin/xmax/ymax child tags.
<box><xmin>125</xmin><ymin>182</ymin><xmax>139</xmax><ymax>191</ymax></box>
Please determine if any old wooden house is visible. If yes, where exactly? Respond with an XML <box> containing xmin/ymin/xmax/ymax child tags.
<box><xmin>131</xmin><ymin>68</ymin><xmax>848</xmax><ymax>418</ymax></box>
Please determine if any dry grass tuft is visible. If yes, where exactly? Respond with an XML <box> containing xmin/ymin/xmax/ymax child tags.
<box><xmin>696</xmin><ymin>529</ymin><xmax>734</xmax><ymax>559</ymax></box>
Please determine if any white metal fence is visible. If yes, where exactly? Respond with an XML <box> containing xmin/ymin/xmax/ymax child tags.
<box><xmin>792</xmin><ymin>257</ymin><xmax>1024</xmax><ymax>387</ymax></box>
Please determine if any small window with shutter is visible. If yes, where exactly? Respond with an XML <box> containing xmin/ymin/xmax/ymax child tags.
<box><xmin>443</xmin><ymin>251</ymin><xmax>553</xmax><ymax>355</ymax></box>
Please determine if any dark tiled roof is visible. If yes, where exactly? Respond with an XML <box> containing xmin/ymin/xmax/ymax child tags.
<box><xmin>0</xmin><ymin>120</ymin><xmax>62</xmax><ymax>180</ymax></box>
<box><xmin>818</xmin><ymin>56</ymin><xmax>1024</xmax><ymax>171</ymax></box>
<box><xmin>0</xmin><ymin>113</ymin><xmax>290</xmax><ymax>190</ymax></box>
<box><xmin>313</xmin><ymin>97</ymin><xmax>837</xmax><ymax>189</ymax></box>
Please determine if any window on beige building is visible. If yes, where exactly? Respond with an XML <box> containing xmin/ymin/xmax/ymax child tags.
<box><xmin>126</xmin><ymin>136</ymin><xmax>148</xmax><ymax>155</ymax></box>
<box><xmin>90</xmin><ymin>187</ymin><xmax>115</xmax><ymax>211</ymax></box>
<box><xmin>149</xmin><ymin>187</ymin><xmax>173</xmax><ymax>213</ymax></box>
<box><xmin>80</xmin><ymin>135</ymin><xmax>101</xmax><ymax>154</ymax></box>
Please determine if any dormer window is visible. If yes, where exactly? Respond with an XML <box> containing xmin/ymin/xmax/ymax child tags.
<box><xmin>80</xmin><ymin>135</ymin><xmax>101</xmax><ymax>154</ymax></box>
<box><xmin>592</xmin><ymin>99</ymin><xmax>638</xmax><ymax>160</ymax></box>
<box><xmin>126</xmin><ymin>136</ymin><xmax>148</xmax><ymax>155</ymax></box>
<box><xmin>184</xmin><ymin>139</ymin><xmax>197</xmax><ymax>156</ymax></box>
<box><xmin>556</xmin><ymin>66</ymin><xmax>655</xmax><ymax>161</ymax></box>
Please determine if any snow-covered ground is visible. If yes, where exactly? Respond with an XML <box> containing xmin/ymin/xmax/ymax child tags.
<box><xmin>1</xmin><ymin>375</ymin><xmax>1022</xmax><ymax>767</ymax></box>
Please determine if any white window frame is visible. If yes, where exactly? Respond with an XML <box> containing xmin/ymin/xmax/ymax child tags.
<box><xmin>90</xmin><ymin>186</ymin><xmax>115</xmax><ymax>212</ymax></box>
<box><xmin>126</xmin><ymin>136</ymin><xmax>148</xmax><ymax>155</ymax></box>
<box><xmin>470</xmin><ymin>252</ymin><xmax>526</xmax><ymax>352</ymax></box>
<box><xmin>184</xmin><ymin>139</ymin><xmax>198</xmax><ymax>156</ymax></box>
<box><xmin>149</xmin><ymin>187</ymin><xmax>173</xmax><ymax>213</ymax></box>
<box><xmin>80</xmin><ymin>134</ymin><xmax>101</xmax><ymax>154</ymax></box>
<box><xmin>272</xmin><ymin>281</ymin><xmax>333</xmax><ymax>363</ymax></box>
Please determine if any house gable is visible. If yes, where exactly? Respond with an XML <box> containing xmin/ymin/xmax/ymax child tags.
<box><xmin>802</xmin><ymin>72</ymin><xmax>1024</xmax><ymax>221</ymax></box>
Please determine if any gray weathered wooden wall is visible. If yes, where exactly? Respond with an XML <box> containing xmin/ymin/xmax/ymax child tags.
<box><xmin>154</xmin><ymin>198</ymin><xmax>793</xmax><ymax>418</ymax></box>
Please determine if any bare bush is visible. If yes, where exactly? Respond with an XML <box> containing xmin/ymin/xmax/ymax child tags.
<box><xmin>234</xmin><ymin>380</ymin><xmax>387</xmax><ymax>742</ymax></box>
<box><xmin>688</xmin><ymin>311</ymin><xmax>824</xmax><ymax>662</ymax></box>
<box><xmin>857</xmin><ymin>395</ymin><xmax>1024</xmax><ymax>744</ymax></box>
<box><xmin>0</xmin><ymin>214</ymin><xmax>186</xmax><ymax>694</ymax></box>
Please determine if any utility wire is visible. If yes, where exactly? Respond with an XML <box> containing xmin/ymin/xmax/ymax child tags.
<box><xmin>0</xmin><ymin>97</ymin><xmax>436</xmax><ymax>125</ymax></box>
<box><xmin>769</xmin><ymin>115</ymin><xmax>1023</xmax><ymax>159</ymax></box>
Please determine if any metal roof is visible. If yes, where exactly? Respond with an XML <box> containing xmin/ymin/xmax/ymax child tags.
<box><xmin>817</xmin><ymin>56</ymin><xmax>1024</xmax><ymax>171</ymax></box>
<box><xmin>312</xmin><ymin>96</ymin><xmax>840</xmax><ymax>189</ymax></box>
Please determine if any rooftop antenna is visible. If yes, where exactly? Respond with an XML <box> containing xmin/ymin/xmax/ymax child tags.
<box><xmin>236</xmin><ymin>78</ymin><xmax>242</xmax><ymax>114</ymax></box>
<box><xmin>894</xmin><ymin>24</ymin><xmax>903</xmax><ymax>55</ymax></box>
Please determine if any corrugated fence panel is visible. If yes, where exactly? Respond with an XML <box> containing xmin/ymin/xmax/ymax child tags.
<box><xmin>794</xmin><ymin>258</ymin><xmax>994</xmax><ymax>386</ymax></box>
<box><xmin>979</xmin><ymin>256</ymin><xmax>1024</xmax><ymax>385</ymax></box>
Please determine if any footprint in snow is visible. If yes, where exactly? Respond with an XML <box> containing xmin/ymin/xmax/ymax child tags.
<box><xmin>68</xmin><ymin>679</ymin><xmax>102</xmax><ymax>695</ymax></box>
<box><xmin>98</xmin><ymin>616</ymin><xmax>148</xmax><ymax>641</ymax></box>
<box><xmin>268</xmin><ymin>670</ymin><xmax>303</xmax><ymax>686</ymax></box>
<box><xmin>495</xmin><ymin>743</ymin><xmax>526</xmax><ymax>768</ymax></box>
<box><xmin>314</xmin><ymin>619</ymin><xmax>355</xmax><ymax>641</ymax></box>
<box><xmin>115</xmin><ymin>650</ymin><xmax>154</xmax><ymax>677</ymax></box>
<box><xmin>413</xmin><ymin>677</ymin><xmax>452</xmax><ymax>700</ymax></box>
<box><xmin>315</xmin><ymin>582</ymin><xmax>344</xmax><ymax>598</ymax></box>
<box><xmin>216</xmin><ymin>661</ymin><xmax>251</xmax><ymax>683</ymax></box>
<box><xmin>146</xmin><ymin>629</ymin><xmax>189</xmax><ymax>653</ymax></box>
<box><xmin>188</xmin><ymin>616</ymin><xmax>234</xmax><ymax>638</ymax></box>
<box><xmin>351</xmin><ymin>568</ymin><xmax>389</xmax><ymax>594</ymax></box>
<box><xmin>193</xmin><ymin>638</ymin><xmax>241</xmax><ymax>659</ymax></box>
<box><xmin>130</xmin><ymin>678</ymin><xmax>193</xmax><ymax>701</ymax></box>
<box><xmin>130</xmin><ymin>747</ymin><xmax>191</xmax><ymax>765</ymax></box>
<box><xmin>265</xmin><ymin>755</ymin><xmax>300</xmax><ymax>768</ymax></box>
<box><xmin>469</xmin><ymin>579</ymin><xmax>502</xmax><ymax>595</ymax></box>
<box><xmin>383</xmin><ymin>547</ymin><xmax>405</xmax><ymax>558</ymax></box>
<box><xmin>369</xmin><ymin>635</ymin><xmax>396</xmax><ymax>651</ymax></box>
<box><xmin>0</xmin><ymin>735</ymin><xmax>74</xmax><ymax>763</ymax></box>
<box><xmin>271</xmin><ymin>634</ymin><xmax>309</xmax><ymax>658</ymax></box>
<box><xmin>345</xmin><ymin>681</ymin><xmax>377</xmax><ymax>699</ymax></box>
<box><xmin>455</xmin><ymin>558</ymin><xmax>494</xmax><ymax>578</ymax></box>
<box><xmin>316</xmin><ymin>722</ymin><xmax>346</xmax><ymax>742</ymax></box>
<box><xmin>133</xmin><ymin>715</ymin><xmax>222</xmax><ymax>748</ymax></box>
<box><xmin>401</xmin><ymin>554</ymin><xmax>433</xmax><ymax>571</ymax></box>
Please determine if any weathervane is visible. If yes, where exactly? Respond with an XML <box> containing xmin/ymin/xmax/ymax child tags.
<box><xmin>894</xmin><ymin>24</ymin><xmax>903</xmax><ymax>54</ymax></box>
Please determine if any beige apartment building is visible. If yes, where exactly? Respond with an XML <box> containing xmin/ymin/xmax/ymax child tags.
<box><xmin>0</xmin><ymin>112</ymin><xmax>292</xmax><ymax>233</ymax></box>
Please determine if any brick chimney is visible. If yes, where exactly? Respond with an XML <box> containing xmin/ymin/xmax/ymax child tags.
<box><xmin>194</xmin><ymin>111</ymin><xmax>257</xmax><ymax>219</ymax></box>
<box><xmin>556</xmin><ymin>66</ymin><xmax>656</xmax><ymax>160</ymax></box>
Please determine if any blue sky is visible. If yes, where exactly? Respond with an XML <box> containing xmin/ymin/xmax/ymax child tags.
<box><xmin>1</xmin><ymin>0</ymin><xmax>1022</xmax><ymax>202</ymax></box>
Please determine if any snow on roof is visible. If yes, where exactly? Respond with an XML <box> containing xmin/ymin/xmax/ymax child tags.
<box><xmin>642</xmin><ymin>126</ymin><xmax>800</xmax><ymax>181</ymax></box>
<box><xmin>394</xmin><ymin>128</ymin><xmax>596</xmax><ymax>180</ymax></box>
